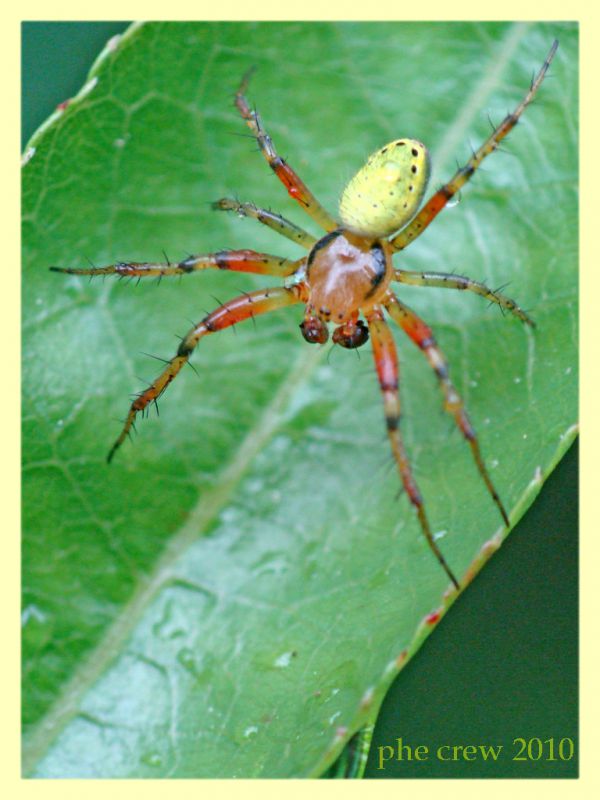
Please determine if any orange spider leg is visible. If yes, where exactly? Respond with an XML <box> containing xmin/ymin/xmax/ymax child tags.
<box><xmin>366</xmin><ymin>307</ymin><xmax>460</xmax><ymax>590</ymax></box>
<box><xmin>383</xmin><ymin>290</ymin><xmax>509</xmax><ymax>529</ymax></box>
<box><xmin>50</xmin><ymin>250</ymin><xmax>305</xmax><ymax>279</ymax></box>
<box><xmin>235</xmin><ymin>69</ymin><xmax>338</xmax><ymax>232</ymax></box>
<box><xmin>213</xmin><ymin>198</ymin><xmax>317</xmax><ymax>250</ymax></box>
<box><xmin>389</xmin><ymin>40</ymin><xmax>558</xmax><ymax>252</ymax></box>
<box><xmin>107</xmin><ymin>283</ymin><xmax>309</xmax><ymax>463</ymax></box>
<box><xmin>394</xmin><ymin>269</ymin><xmax>534</xmax><ymax>326</ymax></box>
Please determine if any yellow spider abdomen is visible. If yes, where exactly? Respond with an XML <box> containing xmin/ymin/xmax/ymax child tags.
<box><xmin>339</xmin><ymin>139</ymin><xmax>430</xmax><ymax>238</ymax></box>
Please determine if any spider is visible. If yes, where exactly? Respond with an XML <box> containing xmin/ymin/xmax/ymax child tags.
<box><xmin>51</xmin><ymin>41</ymin><xmax>558</xmax><ymax>590</ymax></box>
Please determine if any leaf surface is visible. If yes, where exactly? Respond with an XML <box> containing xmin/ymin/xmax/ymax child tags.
<box><xmin>22</xmin><ymin>21</ymin><xmax>578</xmax><ymax>777</ymax></box>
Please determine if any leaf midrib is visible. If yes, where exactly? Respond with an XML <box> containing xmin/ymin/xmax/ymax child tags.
<box><xmin>22</xmin><ymin>343</ymin><xmax>325</xmax><ymax>773</ymax></box>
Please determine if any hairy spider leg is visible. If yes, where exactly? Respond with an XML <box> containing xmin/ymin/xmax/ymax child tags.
<box><xmin>389</xmin><ymin>40</ymin><xmax>558</xmax><ymax>252</ymax></box>
<box><xmin>366</xmin><ymin>307</ymin><xmax>460</xmax><ymax>590</ymax></box>
<box><xmin>50</xmin><ymin>250</ymin><xmax>305</xmax><ymax>279</ymax></box>
<box><xmin>384</xmin><ymin>291</ymin><xmax>509</xmax><ymax>528</ymax></box>
<box><xmin>235</xmin><ymin>68</ymin><xmax>338</xmax><ymax>233</ymax></box>
<box><xmin>107</xmin><ymin>284</ymin><xmax>309</xmax><ymax>463</ymax></box>
<box><xmin>394</xmin><ymin>269</ymin><xmax>534</xmax><ymax>326</ymax></box>
<box><xmin>213</xmin><ymin>198</ymin><xmax>317</xmax><ymax>250</ymax></box>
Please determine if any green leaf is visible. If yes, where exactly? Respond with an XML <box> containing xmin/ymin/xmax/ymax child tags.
<box><xmin>22</xmin><ymin>21</ymin><xmax>578</xmax><ymax>778</ymax></box>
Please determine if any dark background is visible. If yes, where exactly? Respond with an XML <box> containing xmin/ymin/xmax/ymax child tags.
<box><xmin>22</xmin><ymin>21</ymin><xmax>578</xmax><ymax>779</ymax></box>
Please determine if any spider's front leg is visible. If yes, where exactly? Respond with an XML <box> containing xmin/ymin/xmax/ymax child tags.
<box><xmin>107</xmin><ymin>283</ymin><xmax>309</xmax><ymax>463</ymax></box>
<box><xmin>50</xmin><ymin>250</ymin><xmax>304</xmax><ymax>279</ymax></box>
<box><xmin>389</xmin><ymin>40</ymin><xmax>558</xmax><ymax>252</ymax></box>
<box><xmin>384</xmin><ymin>290</ymin><xmax>509</xmax><ymax>528</ymax></box>
<box><xmin>235</xmin><ymin>68</ymin><xmax>338</xmax><ymax>232</ymax></box>
<box><xmin>366</xmin><ymin>307</ymin><xmax>460</xmax><ymax>590</ymax></box>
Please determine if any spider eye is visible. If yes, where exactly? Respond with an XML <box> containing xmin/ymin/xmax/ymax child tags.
<box><xmin>339</xmin><ymin>139</ymin><xmax>430</xmax><ymax>238</ymax></box>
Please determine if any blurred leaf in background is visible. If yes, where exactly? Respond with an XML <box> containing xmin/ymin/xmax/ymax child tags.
<box><xmin>22</xmin><ymin>21</ymin><xmax>577</xmax><ymax>778</ymax></box>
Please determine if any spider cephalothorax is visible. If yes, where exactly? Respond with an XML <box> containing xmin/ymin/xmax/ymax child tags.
<box><xmin>52</xmin><ymin>41</ymin><xmax>558</xmax><ymax>590</ymax></box>
<box><xmin>301</xmin><ymin>230</ymin><xmax>392</xmax><ymax>344</ymax></box>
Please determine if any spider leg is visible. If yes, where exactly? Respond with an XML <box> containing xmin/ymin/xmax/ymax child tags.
<box><xmin>235</xmin><ymin>69</ymin><xmax>338</xmax><ymax>232</ymax></box>
<box><xmin>366</xmin><ymin>306</ymin><xmax>460</xmax><ymax>590</ymax></box>
<box><xmin>394</xmin><ymin>269</ymin><xmax>534</xmax><ymax>326</ymax></box>
<box><xmin>383</xmin><ymin>290</ymin><xmax>510</xmax><ymax>529</ymax></box>
<box><xmin>213</xmin><ymin>198</ymin><xmax>317</xmax><ymax>250</ymax></box>
<box><xmin>389</xmin><ymin>40</ymin><xmax>558</xmax><ymax>252</ymax></box>
<box><xmin>50</xmin><ymin>250</ymin><xmax>305</xmax><ymax>279</ymax></box>
<box><xmin>107</xmin><ymin>283</ymin><xmax>309</xmax><ymax>462</ymax></box>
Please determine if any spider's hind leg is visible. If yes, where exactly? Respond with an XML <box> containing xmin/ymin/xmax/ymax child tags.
<box><xmin>389</xmin><ymin>40</ymin><xmax>558</xmax><ymax>252</ymax></box>
<box><xmin>384</xmin><ymin>290</ymin><xmax>510</xmax><ymax>529</ymax></box>
<box><xmin>234</xmin><ymin>69</ymin><xmax>338</xmax><ymax>232</ymax></box>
